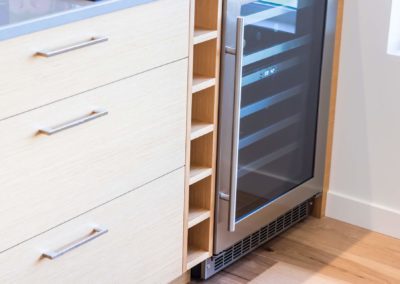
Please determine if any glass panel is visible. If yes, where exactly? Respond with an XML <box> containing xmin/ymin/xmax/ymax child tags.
<box><xmin>235</xmin><ymin>0</ymin><xmax>327</xmax><ymax>221</ymax></box>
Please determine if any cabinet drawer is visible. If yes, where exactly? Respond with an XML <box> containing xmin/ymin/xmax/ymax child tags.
<box><xmin>0</xmin><ymin>0</ymin><xmax>189</xmax><ymax>120</ymax></box>
<box><xmin>0</xmin><ymin>168</ymin><xmax>184</xmax><ymax>283</ymax></box>
<box><xmin>0</xmin><ymin>59</ymin><xmax>187</xmax><ymax>253</ymax></box>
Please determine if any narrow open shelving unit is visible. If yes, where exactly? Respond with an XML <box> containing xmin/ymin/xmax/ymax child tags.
<box><xmin>183</xmin><ymin>0</ymin><xmax>223</xmax><ymax>273</ymax></box>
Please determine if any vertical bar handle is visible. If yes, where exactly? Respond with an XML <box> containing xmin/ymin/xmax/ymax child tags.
<box><xmin>227</xmin><ymin>17</ymin><xmax>245</xmax><ymax>232</ymax></box>
<box><xmin>42</xmin><ymin>227</ymin><xmax>108</xmax><ymax>260</ymax></box>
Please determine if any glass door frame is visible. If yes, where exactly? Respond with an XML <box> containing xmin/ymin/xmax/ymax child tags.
<box><xmin>214</xmin><ymin>0</ymin><xmax>340</xmax><ymax>254</ymax></box>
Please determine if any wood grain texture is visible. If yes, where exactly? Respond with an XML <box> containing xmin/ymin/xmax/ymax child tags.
<box><xmin>193</xmin><ymin>39</ymin><xmax>217</xmax><ymax>78</ymax></box>
<box><xmin>195</xmin><ymin>0</ymin><xmax>219</xmax><ymax>30</ymax></box>
<box><xmin>183</xmin><ymin>0</ymin><xmax>197</xmax><ymax>271</ymax></box>
<box><xmin>195</xmin><ymin>217</ymin><xmax>400</xmax><ymax>284</ymax></box>
<box><xmin>313</xmin><ymin>0</ymin><xmax>345</xmax><ymax>218</ymax></box>
<box><xmin>207</xmin><ymin>0</ymin><xmax>223</xmax><ymax>259</ymax></box>
<box><xmin>191</xmin><ymin>133</ymin><xmax>214</xmax><ymax>168</ymax></box>
<box><xmin>0</xmin><ymin>60</ymin><xmax>188</xmax><ymax>253</ymax></box>
<box><xmin>0</xmin><ymin>168</ymin><xmax>185</xmax><ymax>284</ymax></box>
<box><xmin>192</xmin><ymin>87</ymin><xmax>216</xmax><ymax>129</ymax></box>
<box><xmin>0</xmin><ymin>0</ymin><xmax>189</xmax><ymax>121</ymax></box>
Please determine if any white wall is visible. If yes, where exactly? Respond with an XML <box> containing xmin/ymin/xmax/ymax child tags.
<box><xmin>326</xmin><ymin>0</ymin><xmax>400</xmax><ymax>238</ymax></box>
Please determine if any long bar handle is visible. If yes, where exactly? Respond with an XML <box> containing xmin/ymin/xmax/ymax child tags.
<box><xmin>36</xmin><ymin>36</ymin><xmax>108</xmax><ymax>58</ymax></box>
<box><xmin>42</xmin><ymin>227</ymin><xmax>108</xmax><ymax>260</ymax></box>
<box><xmin>38</xmin><ymin>109</ymin><xmax>108</xmax><ymax>136</ymax></box>
<box><xmin>228</xmin><ymin>17</ymin><xmax>245</xmax><ymax>232</ymax></box>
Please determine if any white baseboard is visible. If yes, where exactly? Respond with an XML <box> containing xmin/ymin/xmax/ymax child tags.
<box><xmin>326</xmin><ymin>191</ymin><xmax>400</xmax><ymax>239</ymax></box>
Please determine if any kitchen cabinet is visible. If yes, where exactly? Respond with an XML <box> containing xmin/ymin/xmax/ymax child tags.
<box><xmin>0</xmin><ymin>168</ymin><xmax>184</xmax><ymax>283</ymax></box>
<box><xmin>0</xmin><ymin>0</ymin><xmax>190</xmax><ymax>282</ymax></box>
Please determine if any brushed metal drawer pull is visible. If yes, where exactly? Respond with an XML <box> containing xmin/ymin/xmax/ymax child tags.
<box><xmin>36</xmin><ymin>36</ymin><xmax>109</xmax><ymax>57</ymax></box>
<box><xmin>42</xmin><ymin>227</ymin><xmax>108</xmax><ymax>260</ymax></box>
<box><xmin>38</xmin><ymin>109</ymin><xmax>108</xmax><ymax>136</ymax></box>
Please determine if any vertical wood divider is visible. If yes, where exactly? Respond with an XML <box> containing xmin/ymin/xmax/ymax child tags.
<box><xmin>182</xmin><ymin>0</ymin><xmax>196</xmax><ymax>273</ymax></box>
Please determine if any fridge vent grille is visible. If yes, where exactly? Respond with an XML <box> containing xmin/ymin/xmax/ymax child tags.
<box><xmin>200</xmin><ymin>199</ymin><xmax>311</xmax><ymax>279</ymax></box>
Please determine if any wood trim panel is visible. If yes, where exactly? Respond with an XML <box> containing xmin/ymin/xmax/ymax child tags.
<box><xmin>182</xmin><ymin>0</ymin><xmax>196</xmax><ymax>271</ymax></box>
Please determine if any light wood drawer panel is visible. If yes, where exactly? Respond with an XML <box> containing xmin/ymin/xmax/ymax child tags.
<box><xmin>0</xmin><ymin>0</ymin><xmax>189</xmax><ymax>120</ymax></box>
<box><xmin>0</xmin><ymin>168</ymin><xmax>185</xmax><ymax>284</ymax></box>
<box><xmin>0</xmin><ymin>59</ymin><xmax>187</xmax><ymax>253</ymax></box>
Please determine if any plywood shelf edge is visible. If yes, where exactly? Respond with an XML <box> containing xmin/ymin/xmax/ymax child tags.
<box><xmin>194</xmin><ymin>28</ymin><xmax>218</xmax><ymax>45</ymax></box>
<box><xmin>191</xmin><ymin>120</ymin><xmax>215</xmax><ymax>140</ymax></box>
<box><xmin>192</xmin><ymin>75</ymin><xmax>216</xmax><ymax>93</ymax></box>
<box><xmin>189</xmin><ymin>166</ymin><xmax>213</xmax><ymax>185</ymax></box>
<box><xmin>188</xmin><ymin>208</ymin><xmax>211</xmax><ymax>228</ymax></box>
<box><xmin>187</xmin><ymin>247</ymin><xmax>210</xmax><ymax>270</ymax></box>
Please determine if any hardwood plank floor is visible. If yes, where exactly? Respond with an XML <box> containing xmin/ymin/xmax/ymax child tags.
<box><xmin>193</xmin><ymin>217</ymin><xmax>400</xmax><ymax>283</ymax></box>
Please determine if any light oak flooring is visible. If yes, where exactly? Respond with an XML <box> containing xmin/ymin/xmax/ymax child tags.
<box><xmin>194</xmin><ymin>217</ymin><xmax>400</xmax><ymax>284</ymax></box>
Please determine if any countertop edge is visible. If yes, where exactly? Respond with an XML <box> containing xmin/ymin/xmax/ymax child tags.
<box><xmin>0</xmin><ymin>0</ymin><xmax>156</xmax><ymax>42</ymax></box>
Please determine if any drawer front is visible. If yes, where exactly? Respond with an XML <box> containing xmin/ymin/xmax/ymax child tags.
<box><xmin>0</xmin><ymin>59</ymin><xmax>187</xmax><ymax>253</ymax></box>
<box><xmin>0</xmin><ymin>168</ymin><xmax>184</xmax><ymax>284</ymax></box>
<box><xmin>0</xmin><ymin>0</ymin><xmax>189</xmax><ymax>120</ymax></box>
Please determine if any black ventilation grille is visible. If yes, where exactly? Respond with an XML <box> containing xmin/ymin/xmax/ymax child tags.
<box><xmin>200</xmin><ymin>200</ymin><xmax>310</xmax><ymax>279</ymax></box>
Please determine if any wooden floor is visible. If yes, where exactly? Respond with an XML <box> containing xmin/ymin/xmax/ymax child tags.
<box><xmin>193</xmin><ymin>217</ymin><xmax>400</xmax><ymax>284</ymax></box>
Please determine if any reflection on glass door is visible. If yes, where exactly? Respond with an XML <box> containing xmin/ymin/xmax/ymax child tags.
<box><xmin>233</xmin><ymin>0</ymin><xmax>327</xmax><ymax>221</ymax></box>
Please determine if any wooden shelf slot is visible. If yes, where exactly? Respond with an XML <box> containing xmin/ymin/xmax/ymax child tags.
<box><xmin>193</xmin><ymin>39</ymin><xmax>217</xmax><ymax>78</ymax></box>
<box><xmin>190</xmin><ymin>132</ymin><xmax>213</xmax><ymax>185</ymax></box>
<box><xmin>187</xmin><ymin>219</ymin><xmax>211</xmax><ymax>269</ymax></box>
<box><xmin>192</xmin><ymin>86</ymin><xmax>216</xmax><ymax>140</ymax></box>
<box><xmin>189</xmin><ymin>177</ymin><xmax>212</xmax><ymax>227</ymax></box>
<box><xmin>195</xmin><ymin>0</ymin><xmax>219</xmax><ymax>31</ymax></box>
<box><xmin>194</xmin><ymin>28</ymin><xmax>218</xmax><ymax>45</ymax></box>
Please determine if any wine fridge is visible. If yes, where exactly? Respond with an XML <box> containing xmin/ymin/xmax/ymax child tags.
<box><xmin>195</xmin><ymin>0</ymin><xmax>340</xmax><ymax>279</ymax></box>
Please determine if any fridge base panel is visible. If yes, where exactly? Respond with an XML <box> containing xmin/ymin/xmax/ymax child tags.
<box><xmin>192</xmin><ymin>198</ymin><xmax>312</xmax><ymax>280</ymax></box>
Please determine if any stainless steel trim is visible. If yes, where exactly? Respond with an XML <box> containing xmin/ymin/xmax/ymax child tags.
<box><xmin>42</xmin><ymin>227</ymin><xmax>108</xmax><ymax>260</ymax></box>
<box><xmin>214</xmin><ymin>0</ymin><xmax>339</xmax><ymax>254</ymax></box>
<box><xmin>38</xmin><ymin>109</ymin><xmax>108</xmax><ymax>136</ymax></box>
<box><xmin>228</xmin><ymin>17</ymin><xmax>245</xmax><ymax>232</ymax></box>
<box><xmin>36</xmin><ymin>36</ymin><xmax>109</xmax><ymax>57</ymax></box>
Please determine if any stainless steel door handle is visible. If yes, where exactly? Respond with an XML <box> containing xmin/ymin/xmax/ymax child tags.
<box><xmin>42</xmin><ymin>227</ymin><xmax>108</xmax><ymax>260</ymax></box>
<box><xmin>38</xmin><ymin>109</ymin><xmax>108</xmax><ymax>136</ymax></box>
<box><xmin>227</xmin><ymin>17</ymin><xmax>245</xmax><ymax>232</ymax></box>
<box><xmin>36</xmin><ymin>36</ymin><xmax>108</xmax><ymax>58</ymax></box>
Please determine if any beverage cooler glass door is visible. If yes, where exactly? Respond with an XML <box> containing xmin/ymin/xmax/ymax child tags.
<box><xmin>219</xmin><ymin>0</ymin><xmax>328</xmax><ymax>234</ymax></box>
